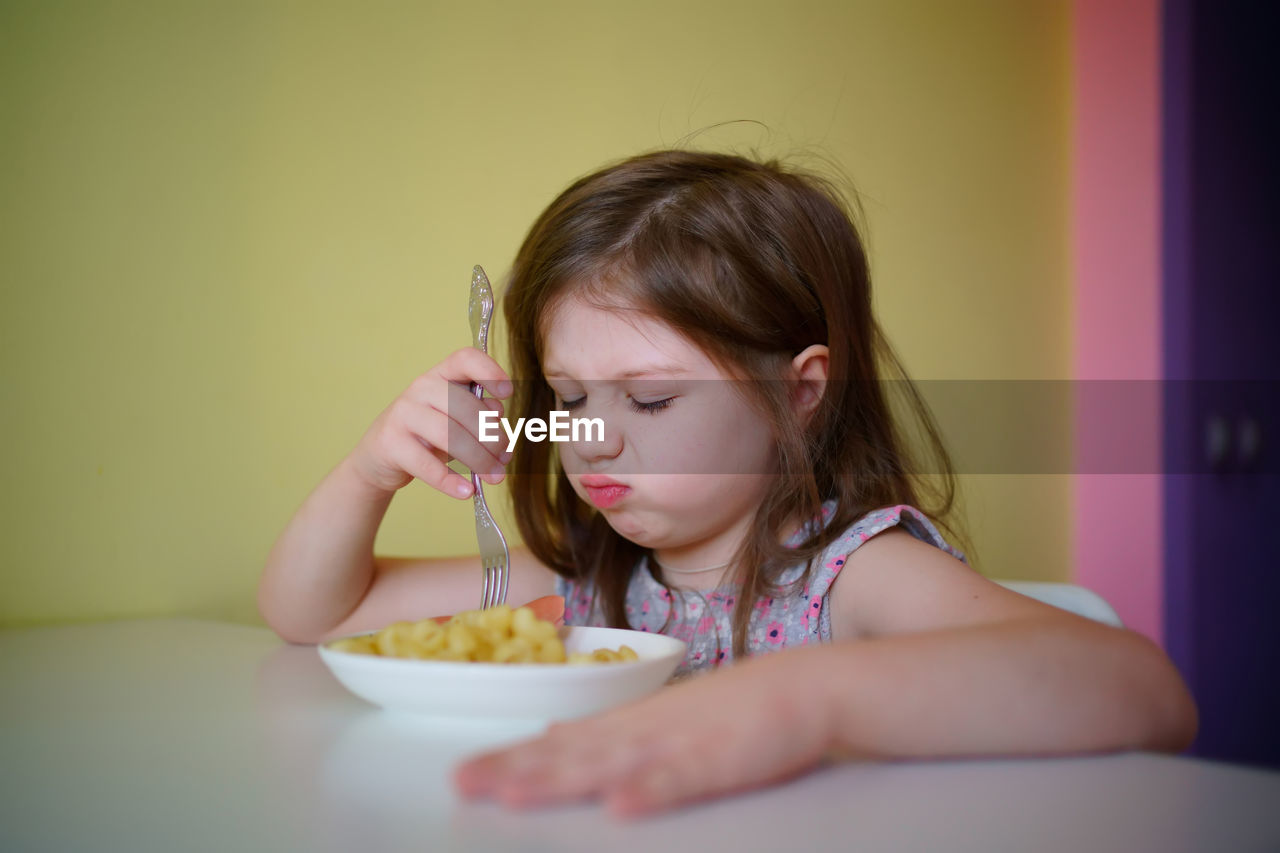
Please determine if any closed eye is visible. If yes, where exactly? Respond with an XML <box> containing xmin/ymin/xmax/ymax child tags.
<box><xmin>630</xmin><ymin>397</ymin><xmax>674</xmax><ymax>414</ymax></box>
<box><xmin>558</xmin><ymin>396</ymin><xmax>676</xmax><ymax>414</ymax></box>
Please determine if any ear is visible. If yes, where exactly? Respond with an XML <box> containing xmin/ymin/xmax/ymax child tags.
<box><xmin>789</xmin><ymin>344</ymin><xmax>829</xmax><ymax>421</ymax></box>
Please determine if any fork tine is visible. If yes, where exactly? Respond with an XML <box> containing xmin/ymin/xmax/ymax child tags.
<box><xmin>483</xmin><ymin>556</ymin><xmax>506</xmax><ymax>609</ymax></box>
<box><xmin>482</xmin><ymin>558</ymin><xmax>502</xmax><ymax>609</ymax></box>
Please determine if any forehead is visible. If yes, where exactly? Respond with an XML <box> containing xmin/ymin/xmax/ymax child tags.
<box><xmin>541</xmin><ymin>297</ymin><xmax>711</xmax><ymax>381</ymax></box>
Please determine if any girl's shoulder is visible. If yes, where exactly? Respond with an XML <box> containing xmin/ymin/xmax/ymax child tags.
<box><xmin>781</xmin><ymin>501</ymin><xmax>967</xmax><ymax>598</ymax></box>
<box><xmin>832</xmin><ymin>502</ymin><xmax>965</xmax><ymax>561</ymax></box>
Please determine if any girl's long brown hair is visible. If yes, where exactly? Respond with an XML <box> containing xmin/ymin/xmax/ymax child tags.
<box><xmin>501</xmin><ymin>149</ymin><xmax>965</xmax><ymax>660</ymax></box>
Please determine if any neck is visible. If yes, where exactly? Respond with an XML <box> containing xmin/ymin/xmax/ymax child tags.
<box><xmin>650</xmin><ymin>554</ymin><xmax>734</xmax><ymax>575</ymax></box>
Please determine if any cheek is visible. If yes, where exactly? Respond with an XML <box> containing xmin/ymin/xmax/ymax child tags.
<box><xmin>653</xmin><ymin>404</ymin><xmax>773</xmax><ymax>475</ymax></box>
<box><xmin>559</xmin><ymin>450</ymin><xmax>583</xmax><ymax>474</ymax></box>
<box><xmin>633</xmin><ymin>403</ymin><xmax>763</xmax><ymax>474</ymax></box>
<box><xmin>643</xmin><ymin>428</ymin><xmax>717</xmax><ymax>473</ymax></box>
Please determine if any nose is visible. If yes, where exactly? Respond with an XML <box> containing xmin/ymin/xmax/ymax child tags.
<box><xmin>565</xmin><ymin>385</ymin><xmax>624</xmax><ymax>466</ymax></box>
<box><xmin>569</xmin><ymin>417</ymin><xmax>623</xmax><ymax>466</ymax></box>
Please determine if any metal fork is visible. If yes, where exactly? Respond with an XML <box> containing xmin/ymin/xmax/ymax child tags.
<box><xmin>468</xmin><ymin>265</ymin><xmax>510</xmax><ymax>609</ymax></box>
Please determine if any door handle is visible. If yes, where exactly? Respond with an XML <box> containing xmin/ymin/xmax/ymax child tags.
<box><xmin>1236</xmin><ymin>415</ymin><xmax>1261</xmax><ymax>471</ymax></box>
<box><xmin>1206</xmin><ymin>414</ymin><xmax>1231</xmax><ymax>472</ymax></box>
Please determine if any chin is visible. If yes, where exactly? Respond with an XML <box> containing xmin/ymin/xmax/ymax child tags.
<box><xmin>605</xmin><ymin>511</ymin><xmax>661</xmax><ymax>545</ymax></box>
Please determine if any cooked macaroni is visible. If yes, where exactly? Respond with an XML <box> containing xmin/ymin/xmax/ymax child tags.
<box><xmin>327</xmin><ymin>604</ymin><xmax>638</xmax><ymax>665</ymax></box>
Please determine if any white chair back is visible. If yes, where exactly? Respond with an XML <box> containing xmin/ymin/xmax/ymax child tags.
<box><xmin>994</xmin><ymin>580</ymin><xmax>1124</xmax><ymax>628</ymax></box>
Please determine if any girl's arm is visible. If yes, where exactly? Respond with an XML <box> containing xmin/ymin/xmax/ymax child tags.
<box><xmin>259</xmin><ymin>454</ymin><xmax>559</xmax><ymax>644</ymax></box>
<box><xmin>453</xmin><ymin>530</ymin><xmax>1198</xmax><ymax>817</ymax></box>
<box><xmin>258</xmin><ymin>454</ymin><xmax>396</xmax><ymax>643</ymax></box>
<box><xmin>258</xmin><ymin>349</ymin><xmax>557</xmax><ymax>644</ymax></box>
<box><xmin>821</xmin><ymin>527</ymin><xmax>1198</xmax><ymax>757</ymax></box>
<box><xmin>816</xmin><ymin>616</ymin><xmax>1198</xmax><ymax>761</ymax></box>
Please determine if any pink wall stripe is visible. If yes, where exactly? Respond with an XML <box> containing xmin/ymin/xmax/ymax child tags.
<box><xmin>1071</xmin><ymin>0</ymin><xmax>1164</xmax><ymax>643</ymax></box>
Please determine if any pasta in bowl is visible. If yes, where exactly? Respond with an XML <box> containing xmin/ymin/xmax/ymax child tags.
<box><xmin>317</xmin><ymin>598</ymin><xmax>686</xmax><ymax>721</ymax></box>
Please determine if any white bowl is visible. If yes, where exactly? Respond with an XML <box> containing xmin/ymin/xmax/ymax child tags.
<box><xmin>317</xmin><ymin>625</ymin><xmax>686</xmax><ymax>722</ymax></box>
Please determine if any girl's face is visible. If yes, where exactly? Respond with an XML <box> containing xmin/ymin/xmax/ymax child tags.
<box><xmin>541</xmin><ymin>296</ymin><xmax>779</xmax><ymax>555</ymax></box>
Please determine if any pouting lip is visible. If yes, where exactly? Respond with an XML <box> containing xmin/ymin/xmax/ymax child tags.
<box><xmin>579</xmin><ymin>474</ymin><xmax>627</xmax><ymax>488</ymax></box>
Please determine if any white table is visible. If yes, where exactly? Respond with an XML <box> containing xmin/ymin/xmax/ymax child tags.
<box><xmin>2</xmin><ymin>619</ymin><xmax>1278</xmax><ymax>852</ymax></box>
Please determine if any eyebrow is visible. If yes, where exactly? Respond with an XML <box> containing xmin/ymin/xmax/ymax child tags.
<box><xmin>543</xmin><ymin>363</ymin><xmax>692</xmax><ymax>380</ymax></box>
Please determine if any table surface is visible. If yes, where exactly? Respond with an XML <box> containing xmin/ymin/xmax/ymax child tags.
<box><xmin>2</xmin><ymin>618</ymin><xmax>1278</xmax><ymax>853</ymax></box>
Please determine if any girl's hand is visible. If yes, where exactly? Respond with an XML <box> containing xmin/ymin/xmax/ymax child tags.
<box><xmin>452</xmin><ymin>647</ymin><xmax>837</xmax><ymax>818</ymax></box>
<box><xmin>349</xmin><ymin>348</ymin><xmax>513</xmax><ymax>497</ymax></box>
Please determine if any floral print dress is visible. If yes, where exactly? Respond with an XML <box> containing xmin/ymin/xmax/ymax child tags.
<box><xmin>555</xmin><ymin>501</ymin><xmax>968</xmax><ymax>679</ymax></box>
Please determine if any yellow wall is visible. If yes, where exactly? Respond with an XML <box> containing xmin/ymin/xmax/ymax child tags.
<box><xmin>0</xmin><ymin>0</ymin><xmax>1071</xmax><ymax>627</ymax></box>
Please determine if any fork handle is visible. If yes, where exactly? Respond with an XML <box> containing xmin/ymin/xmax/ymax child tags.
<box><xmin>468</xmin><ymin>380</ymin><xmax>485</xmax><ymax>488</ymax></box>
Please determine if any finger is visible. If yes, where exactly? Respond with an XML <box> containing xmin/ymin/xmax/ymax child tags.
<box><xmin>453</xmin><ymin>716</ymin><xmax>616</xmax><ymax>798</ymax></box>
<box><xmin>458</xmin><ymin>394</ymin><xmax>512</xmax><ymax>462</ymax></box>
<box><xmin>402</xmin><ymin>378</ymin><xmax>510</xmax><ymax>476</ymax></box>
<box><xmin>603</xmin><ymin>752</ymin><xmax>744</xmax><ymax>819</ymax></box>
<box><xmin>442</xmin><ymin>382</ymin><xmax>512</xmax><ymax>475</ymax></box>
<box><xmin>439</xmin><ymin>348</ymin><xmax>513</xmax><ymax>399</ymax></box>
<box><xmin>399</xmin><ymin>398</ymin><xmax>507</xmax><ymax>484</ymax></box>
<box><xmin>603</xmin><ymin>764</ymin><xmax>689</xmax><ymax>818</ymax></box>
<box><xmin>397</xmin><ymin>431</ymin><xmax>475</xmax><ymax>498</ymax></box>
<box><xmin>454</xmin><ymin>738</ymin><xmax>559</xmax><ymax>797</ymax></box>
<box><xmin>456</xmin><ymin>714</ymin><xmax>667</xmax><ymax>808</ymax></box>
<box><xmin>602</xmin><ymin>736</ymin><xmax>821</xmax><ymax>820</ymax></box>
<box><xmin>492</xmin><ymin>734</ymin><xmax>660</xmax><ymax>808</ymax></box>
<box><xmin>404</xmin><ymin>373</ymin><xmax>513</xmax><ymax>468</ymax></box>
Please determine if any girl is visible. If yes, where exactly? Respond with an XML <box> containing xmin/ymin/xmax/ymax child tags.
<box><xmin>259</xmin><ymin>149</ymin><xmax>1198</xmax><ymax>818</ymax></box>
